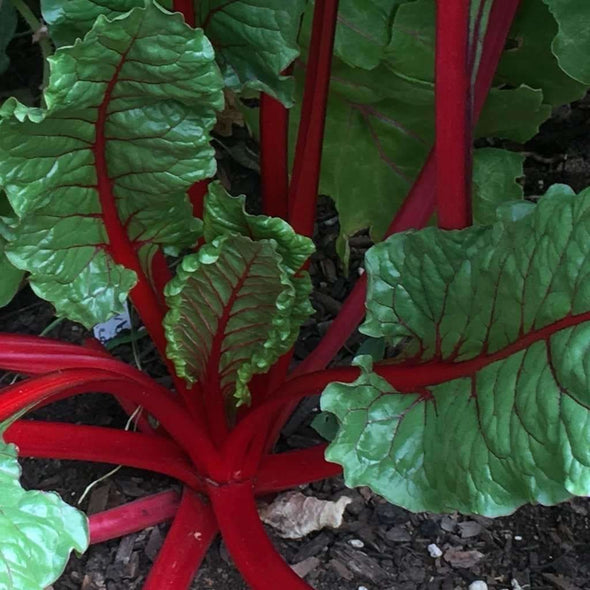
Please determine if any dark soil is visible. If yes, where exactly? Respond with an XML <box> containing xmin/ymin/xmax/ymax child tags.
<box><xmin>2</xmin><ymin>13</ymin><xmax>590</xmax><ymax>590</ymax></box>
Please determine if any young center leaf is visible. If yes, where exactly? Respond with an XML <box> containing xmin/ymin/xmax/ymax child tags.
<box><xmin>322</xmin><ymin>184</ymin><xmax>590</xmax><ymax>516</ymax></box>
<box><xmin>0</xmin><ymin>431</ymin><xmax>89</xmax><ymax>589</ymax></box>
<box><xmin>0</xmin><ymin>2</ymin><xmax>223</xmax><ymax>326</ymax></box>
<box><xmin>165</xmin><ymin>186</ymin><xmax>314</xmax><ymax>404</ymax></box>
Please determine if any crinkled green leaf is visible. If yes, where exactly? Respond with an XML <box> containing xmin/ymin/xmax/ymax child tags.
<box><xmin>0</xmin><ymin>0</ymin><xmax>17</xmax><ymax>75</ymax></box>
<box><xmin>165</xmin><ymin>233</ymin><xmax>309</xmax><ymax>404</ymax></box>
<box><xmin>0</xmin><ymin>431</ymin><xmax>89</xmax><ymax>589</ymax></box>
<box><xmin>40</xmin><ymin>0</ymin><xmax>165</xmax><ymax>46</ymax></box>
<box><xmin>542</xmin><ymin>0</ymin><xmax>590</xmax><ymax>84</ymax></box>
<box><xmin>323</xmin><ymin>184</ymin><xmax>590</xmax><ymax>515</ymax></box>
<box><xmin>204</xmin><ymin>181</ymin><xmax>315</xmax><ymax>272</ymax></box>
<box><xmin>203</xmin><ymin>181</ymin><xmax>314</xmax><ymax>331</ymax></box>
<box><xmin>42</xmin><ymin>0</ymin><xmax>304</xmax><ymax>106</ymax></box>
<box><xmin>496</xmin><ymin>0</ymin><xmax>587</xmax><ymax>106</ymax></box>
<box><xmin>472</xmin><ymin>148</ymin><xmax>525</xmax><ymax>224</ymax></box>
<box><xmin>0</xmin><ymin>2</ymin><xmax>223</xmax><ymax>327</ymax></box>
<box><xmin>197</xmin><ymin>0</ymin><xmax>306</xmax><ymax>105</ymax></box>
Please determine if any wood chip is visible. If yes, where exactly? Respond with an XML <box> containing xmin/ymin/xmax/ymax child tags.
<box><xmin>458</xmin><ymin>520</ymin><xmax>483</xmax><ymax>538</ymax></box>
<box><xmin>542</xmin><ymin>573</ymin><xmax>583</xmax><ymax>590</ymax></box>
<box><xmin>291</xmin><ymin>556</ymin><xmax>320</xmax><ymax>579</ymax></box>
<box><xmin>332</xmin><ymin>546</ymin><xmax>388</xmax><ymax>583</ymax></box>
<box><xmin>443</xmin><ymin>547</ymin><xmax>485</xmax><ymax>568</ymax></box>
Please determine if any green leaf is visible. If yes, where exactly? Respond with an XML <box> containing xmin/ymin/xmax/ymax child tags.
<box><xmin>496</xmin><ymin>0</ymin><xmax>587</xmax><ymax>106</ymax></box>
<box><xmin>204</xmin><ymin>181</ymin><xmax>315</xmax><ymax>272</ymax></box>
<box><xmin>542</xmin><ymin>0</ymin><xmax>590</xmax><ymax>84</ymax></box>
<box><xmin>311</xmin><ymin>412</ymin><xmax>339</xmax><ymax>442</ymax></box>
<box><xmin>40</xmin><ymin>0</ymin><xmax>157</xmax><ymax>46</ymax></box>
<box><xmin>0</xmin><ymin>432</ymin><xmax>89</xmax><ymax>589</ymax></box>
<box><xmin>0</xmin><ymin>216</ymin><xmax>24</xmax><ymax>308</ymax></box>
<box><xmin>203</xmin><ymin>181</ymin><xmax>314</xmax><ymax>330</ymax></box>
<box><xmin>323</xmin><ymin>184</ymin><xmax>590</xmax><ymax>515</ymax></box>
<box><xmin>42</xmin><ymin>0</ymin><xmax>304</xmax><ymax>106</ymax></box>
<box><xmin>472</xmin><ymin>148</ymin><xmax>525</xmax><ymax>224</ymax></box>
<box><xmin>298</xmin><ymin>0</ymin><xmax>552</xmax><ymax>258</ymax></box>
<box><xmin>0</xmin><ymin>2</ymin><xmax>223</xmax><ymax>327</ymax></box>
<box><xmin>476</xmin><ymin>85</ymin><xmax>551</xmax><ymax>143</ymax></box>
<box><xmin>198</xmin><ymin>0</ymin><xmax>306</xmax><ymax>105</ymax></box>
<box><xmin>165</xmin><ymin>234</ymin><xmax>309</xmax><ymax>404</ymax></box>
<box><xmin>300</xmin><ymin>0</ymin><xmax>407</xmax><ymax>71</ymax></box>
<box><xmin>0</xmin><ymin>0</ymin><xmax>17</xmax><ymax>75</ymax></box>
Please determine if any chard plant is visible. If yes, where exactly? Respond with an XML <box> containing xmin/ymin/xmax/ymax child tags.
<box><xmin>0</xmin><ymin>0</ymin><xmax>590</xmax><ymax>588</ymax></box>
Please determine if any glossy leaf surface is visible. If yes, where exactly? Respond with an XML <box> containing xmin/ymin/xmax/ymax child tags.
<box><xmin>165</xmin><ymin>236</ymin><xmax>301</xmax><ymax>405</ymax></box>
<box><xmin>42</xmin><ymin>0</ymin><xmax>305</xmax><ymax>105</ymax></box>
<box><xmin>323</xmin><ymin>185</ymin><xmax>590</xmax><ymax>515</ymax></box>
<box><xmin>0</xmin><ymin>433</ymin><xmax>88</xmax><ymax>589</ymax></box>
<box><xmin>197</xmin><ymin>0</ymin><xmax>306</xmax><ymax>105</ymax></box>
<box><xmin>0</xmin><ymin>3</ymin><xmax>222</xmax><ymax>326</ymax></box>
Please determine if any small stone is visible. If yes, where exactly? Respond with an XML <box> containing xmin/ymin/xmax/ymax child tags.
<box><xmin>349</xmin><ymin>539</ymin><xmax>364</xmax><ymax>548</ymax></box>
<box><xmin>468</xmin><ymin>582</ymin><xmax>488</xmax><ymax>590</ymax></box>
<box><xmin>358</xmin><ymin>587</ymin><xmax>369</xmax><ymax>590</ymax></box>
<box><xmin>427</xmin><ymin>543</ymin><xmax>443</xmax><ymax>558</ymax></box>
<box><xmin>513</xmin><ymin>535</ymin><xmax>523</xmax><ymax>541</ymax></box>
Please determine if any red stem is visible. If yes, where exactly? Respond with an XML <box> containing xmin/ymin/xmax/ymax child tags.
<box><xmin>435</xmin><ymin>0</ymin><xmax>473</xmax><ymax>229</ymax></box>
<box><xmin>256</xmin><ymin>444</ymin><xmax>341</xmax><ymax>493</ymax></box>
<box><xmin>288</xmin><ymin>0</ymin><xmax>339</xmax><ymax>236</ymax></box>
<box><xmin>0</xmin><ymin>369</ymin><xmax>222</xmax><ymax>478</ymax></box>
<box><xmin>260</xmin><ymin>93</ymin><xmax>289</xmax><ymax>219</ymax></box>
<box><xmin>0</xmin><ymin>334</ymin><xmax>209</xmax><ymax>437</ymax></box>
<box><xmin>143</xmin><ymin>488</ymin><xmax>218</xmax><ymax>590</ymax></box>
<box><xmin>6</xmin><ymin>420</ymin><xmax>202</xmax><ymax>490</ymax></box>
<box><xmin>208</xmin><ymin>480</ymin><xmax>312</xmax><ymax>590</ymax></box>
<box><xmin>293</xmin><ymin>0</ymin><xmax>522</xmax><ymax>376</ymax></box>
<box><xmin>188</xmin><ymin>179</ymin><xmax>210</xmax><ymax>219</ymax></box>
<box><xmin>173</xmin><ymin>0</ymin><xmax>195</xmax><ymax>26</ymax></box>
<box><xmin>89</xmin><ymin>490</ymin><xmax>180</xmax><ymax>544</ymax></box>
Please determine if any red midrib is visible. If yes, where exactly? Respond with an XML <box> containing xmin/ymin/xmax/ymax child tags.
<box><xmin>204</xmin><ymin>254</ymin><xmax>256</xmax><ymax>391</ymax></box>
<box><xmin>91</xmin><ymin>43</ymin><xmax>174</xmax><ymax>373</ymax></box>
<box><xmin>202</xmin><ymin>252</ymin><xmax>257</xmax><ymax>445</ymax></box>
<box><xmin>94</xmin><ymin>48</ymin><xmax>143</xmax><ymax>276</ymax></box>
<box><xmin>377</xmin><ymin>309</ymin><xmax>590</xmax><ymax>391</ymax></box>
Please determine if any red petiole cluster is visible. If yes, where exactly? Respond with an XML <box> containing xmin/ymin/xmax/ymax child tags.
<box><xmin>0</xmin><ymin>1</ymin><xmax>521</xmax><ymax>588</ymax></box>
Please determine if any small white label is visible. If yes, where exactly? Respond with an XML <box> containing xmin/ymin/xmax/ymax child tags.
<box><xmin>93</xmin><ymin>302</ymin><xmax>132</xmax><ymax>343</ymax></box>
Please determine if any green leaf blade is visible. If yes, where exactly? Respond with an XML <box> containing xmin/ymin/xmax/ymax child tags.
<box><xmin>198</xmin><ymin>0</ymin><xmax>306</xmax><ymax>105</ymax></box>
<box><xmin>0</xmin><ymin>434</ymin><xmax>89</xmax><ymax>589</ymax></box>
<box><xmin>0</xmin><ymin>2</ymin><xmax>223</xmax><ymax>326</ymax></box>
<box><xmin>165</xmin><ymin>235</ymin><xmax>303</xmax><ymax>404</ymax></box>
<box><xmin>323</xmin><ymin>185</ymin><xmax>590</xmax><ymax>515</ymax></box>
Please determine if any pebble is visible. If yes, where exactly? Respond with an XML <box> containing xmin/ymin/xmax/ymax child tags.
<box><xmin>427</xmin><ymin>543</ymin><xmax>443</xmax><ymax>558</ymax></box>
<box><xmin>468</xmin><ymin>582</ymin><xmax>488</xmax><ymax>590</ymax></box>
<box><xmin>358</xmin><ymin>587</ymin><xmax>369</xmax><ymax>590</ymax></box>
<box><xmin>349</xmin><ymin>539</ymin><xmax>364</xmax><ymax>548</ymax></box>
